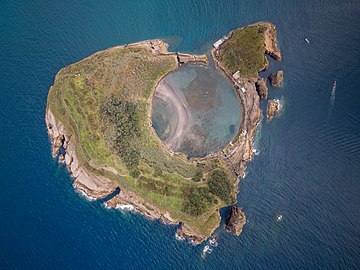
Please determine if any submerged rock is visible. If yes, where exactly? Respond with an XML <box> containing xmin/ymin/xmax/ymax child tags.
<box><xmin>269</xmin><ymin>70</ymin><xmax>284</xmax><ymax>87</ymax></box>
<box><xmin>255</xmin><ymin>78</ymin><xmax>268</xmax><ymax>99</ymax></box>
<box><xmin>225</xmin><ymin>206</ymin><xmax>246</xmax><ymax>236</ymax></box>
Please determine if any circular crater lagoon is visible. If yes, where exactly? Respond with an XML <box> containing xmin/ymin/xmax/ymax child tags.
<box><xmin>152</xmin><ymin>62</ymin><xmax>242</xmax><ymax>157</ymax></box>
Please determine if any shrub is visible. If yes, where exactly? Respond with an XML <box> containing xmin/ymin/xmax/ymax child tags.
<box><xmin>207</xmin><ymin>169</ymin><xmax>232</xmax><ymax>204</ymax></box>
<box><xmin>192</xmin><ymin>168</ymin><xmax>203</xmax><ymax>182</ymax></box>
<box><xmin>130</xmin><ymin>169</ymin><xmax>141</xmax><ymax>179</ymax></box>
<box><xmin>183</xmin><ymin>187</ymin><xmax>215</xmax><ymax>216</ymax></box>
<box><xmin>153</xmin><ymin>167</ymin><xmax>163</xmax><ymax>177</ymax></box>
<box><xmin>101</xmin><ymin>96</ymin><xmax>141</xmax><ymax>169</ymax></box>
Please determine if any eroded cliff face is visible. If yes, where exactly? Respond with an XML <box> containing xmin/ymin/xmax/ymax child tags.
<box><xmin>46</xmin><ymin>88</ymin><xmax>211</xmax><ymax>245</ymax></box>
<box><xmin>256</xmin><ymin>78</ymin><xmax>268</xmax><ymax>100</ymax></box>
<box><xmin>46</xmin><ymin>109</ymin><xmax>117</xmax><ymax>199</ymax></box>
<box><xmin>176</xmin><ymin>222</ymin><xmax>208</xmax><ymax>245</ymax></box>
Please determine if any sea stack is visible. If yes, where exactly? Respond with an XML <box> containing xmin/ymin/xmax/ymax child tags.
<box><xmin>225</xmin><ymin>206</ymin><xmax>246</xmax><ymax>236</ymax></box>
<box><xmin>267</xmin><ymin>99</ymin><xmax>280</xmax><ymax>120</ymax></box>
<box><xmin>269</xmin><ymin>70</ymin><xmax>284</xmax><ymax>87</ymax></box>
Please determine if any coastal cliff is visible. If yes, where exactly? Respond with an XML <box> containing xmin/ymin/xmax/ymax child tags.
<box><xmin>46</xmin><ymin>110</ymin><xmax>117</xmax><ymax>198</ymax></box>
<box><xmin>211</xmin><ymin>21</ymin><xmax>282</xmax><ymax>238</ymax></box>
<box><xmin>212</xmin><ymin>21</ymin><xmax>282</xmax><ymax>176</ymax></box>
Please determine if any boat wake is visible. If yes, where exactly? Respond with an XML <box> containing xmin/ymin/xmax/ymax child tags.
<box><xmin>329</xmin><ymin>80</ymin><xmax>336</xmax><ymax>113</ymax></box>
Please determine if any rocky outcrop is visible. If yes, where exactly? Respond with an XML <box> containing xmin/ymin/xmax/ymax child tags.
<box><xmin>267</xmin><ymin>99</ymin><xmax>280</xmax><ymax>120</ymax></box>
<box><xmin>255</xmin><ymin>78</ymin><xmax>268</xmax><ymax>99</ymax></box>
<box><xmin>225</xmin><ymin>206</ymin><xmax>246</xmax><ymax>236</ymax></box>
<box><xmin>263</xmin><ymin>23</ymin><xmax>282</xmax><ymax>61</ymax></box>
<box><xmin>269</xmin><ymin>70</ymin><xmax>283</xmax><ymax>87</ymax></box>
<box><xmin>176</xmin><ymin>222</ymin><xmax>206</xmax><ymax>245</ymax></box>
<box><xmin>46</xmin><ymin>109</ymin><xmax>65</xmax><ymax>157</ymax></box>
<box><xmin>46</xmin><ymin>109</ymin><xmax>117</xmax><ymax>199</ymax></box>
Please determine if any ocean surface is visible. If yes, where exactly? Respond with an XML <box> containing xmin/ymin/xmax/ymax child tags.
<box><xmin>1</xmin><ymin>0</ymin><xmax>360</xmax><ymax>269</ymax></box>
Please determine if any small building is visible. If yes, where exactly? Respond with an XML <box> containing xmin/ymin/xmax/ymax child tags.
<box><xmin>232</xmin><ymin>71</ymin><xmax>241</xmax><ymax>80</ymax></box>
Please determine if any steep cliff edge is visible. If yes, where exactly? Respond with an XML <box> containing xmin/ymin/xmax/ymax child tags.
<box><xmin>46</xmin><ymin>109</ymin><xmax>117</xmax><ymax>198</ymax></box>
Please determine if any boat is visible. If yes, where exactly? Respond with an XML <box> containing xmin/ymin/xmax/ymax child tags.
<box><xmin>202</xmin><ymin>245</ymin><xmax>213</xmax><ymax>254</ymax></box>
<box><xmin>276</xmin><ymin>214</ymin><xmax>283</xmax><ymax>222</ymax></box>
<box><xmin>209</xmin><ymin>237</ymin><xmax>218</xmax><ymax>247</ymax></box>
<box><xmin>333</xmin><ymin>80</ymin><xmax>337</xmax><ymax>86</ymax></box>
<box><xmin>305</xmin><ymin>38</ymin><xmax>310</xmax><ymax>43</ymax></box>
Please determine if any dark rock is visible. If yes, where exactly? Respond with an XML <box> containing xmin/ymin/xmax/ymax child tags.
<box><xmin>269</xmin><ymin>70</ymin><xmax>283</xmax><ymax>87</ymax></box>
<box><xmin>225</xmin><ymin>206</ymin><xmax>246</xmax><ymax>236</ymax></box>
<box><xmin>255</xmin><ymin>78</ymin><xmax>268</xmax><ymax>99</ymax></box>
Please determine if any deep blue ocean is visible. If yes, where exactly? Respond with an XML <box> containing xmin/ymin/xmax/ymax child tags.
<box><xmin>1</xmin><ymin>0</ymin><xmax>360</xmax><ymax>269</ymax></box>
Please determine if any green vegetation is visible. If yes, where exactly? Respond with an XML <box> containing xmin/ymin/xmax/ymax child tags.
<box><xmin>208</xmin><ymin>169</ymin><xmax>233</xmax><ymax>204</ymax></box>
<box><xmin>219</xmin><ymin>24</ymin><xmax>268</xmax><ymax>78</ymax></box>
<box><xmin>192</xmin><ymin>167</ymin><xmax>203</xmax><ymax>182</ymax></box>
<box><xmin>183</xmin><ymin>187</ymin><xmax>216</xmax><ymax>216</ymax></box>
<box><xmin>46</xmin><ymin>44</ymin><xmax>237</xmax><ymax>237</ymax></box>
<box><xmin>101</xmin><ymin>96</ymin><xmax>141</xmax><ymax>169</ymax></box>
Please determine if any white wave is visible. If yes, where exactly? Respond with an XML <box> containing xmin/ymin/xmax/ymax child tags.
<box><xmin>175</xmin><ymin>233</ymin><xmax>185</xmax><ymax>241</ymax></box>
<box><xmin>239</xmin><ymin>171</ymin><xmax>247</xmax><ymax>179</ymax></box>
<box><xmin>161</xmin><ymin>219</ymin><xmax>177</xmax><ymax>226</ymax></box>
<box><xmin>329</xmin><ymin>83</ymin><xmax>336</xmax><ymax>111</ymax></box>
<box><xmin>103</xmin><ymin>202</ymin><xmax>111</xmax><ymax>209</ymax></box>
<box><xmin>73</xmin><ymin>185</ymin><xmax>97</xmax><ymax>201</ymax></box>
<box><xmin>252</xmin><ymin>148</ymin><xmax>260</xmax><ymax>156</ymax></box>
<box><xmin>115</xmin><ymin>203</ymin><xmax>137</xmax><ymax>212</ymax></box>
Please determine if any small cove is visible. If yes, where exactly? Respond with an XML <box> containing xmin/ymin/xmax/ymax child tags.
<box><xmin>152</xmin><ymin>59</ymin><xmax>242</xmax><ymax>157</ymax></box>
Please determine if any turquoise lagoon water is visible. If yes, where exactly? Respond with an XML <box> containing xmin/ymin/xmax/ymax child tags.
<box><xmin>152</xmin><ymin>62</ymin><xmax>241</xmax><ymax>157</ymax></box>
<box><xmin>1</xmin><ymin>0</ymin><xmax>360</xmax><ymax>269</ymax></box>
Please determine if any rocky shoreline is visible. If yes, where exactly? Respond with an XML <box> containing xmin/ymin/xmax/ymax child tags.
<box><xmin>46</xmin><ymin>23</ymin><xmax>282</xmax><ymax>245</ymax></box>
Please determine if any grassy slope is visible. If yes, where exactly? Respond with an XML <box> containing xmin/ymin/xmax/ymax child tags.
<box><xmin>47</xmin><ymin>45</ymin><xmax>235</xmax><ymax>236</ymax></box>
<box><xmin>219</xmin><ymin>23</ymin><xmax>269</xmax><ymax>78</ymax></box>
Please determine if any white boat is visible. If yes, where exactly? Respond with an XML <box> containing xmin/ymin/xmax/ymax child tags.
<box><xmin>209</xmin><ymin>237</ymin><xmax>218</xmax><ymax>247</ymax></box>
<box><xmin>276</xmin><ymin>214</ymin><xmax>283</xmax><ymax>222</ymax></box>
<box><xmin>203</xmin><ymin>245</ymin><xmax>213</xmax><ymax>254</ymax></box>
<box><xmin>305</xmin><ymin>38</ymin><xmax>310</xmax><ymax>43</ymax></box>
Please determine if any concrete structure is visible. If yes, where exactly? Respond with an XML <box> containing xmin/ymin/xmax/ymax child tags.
<box><xmin>232</xmin><ymin>71</ymin><xmax>241</xmax><ymax>80</ymax></box>
<box><xmin>213</xmin><ymin>35</ymin><xmax>229</xmax><ymax>49</ymax></box>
